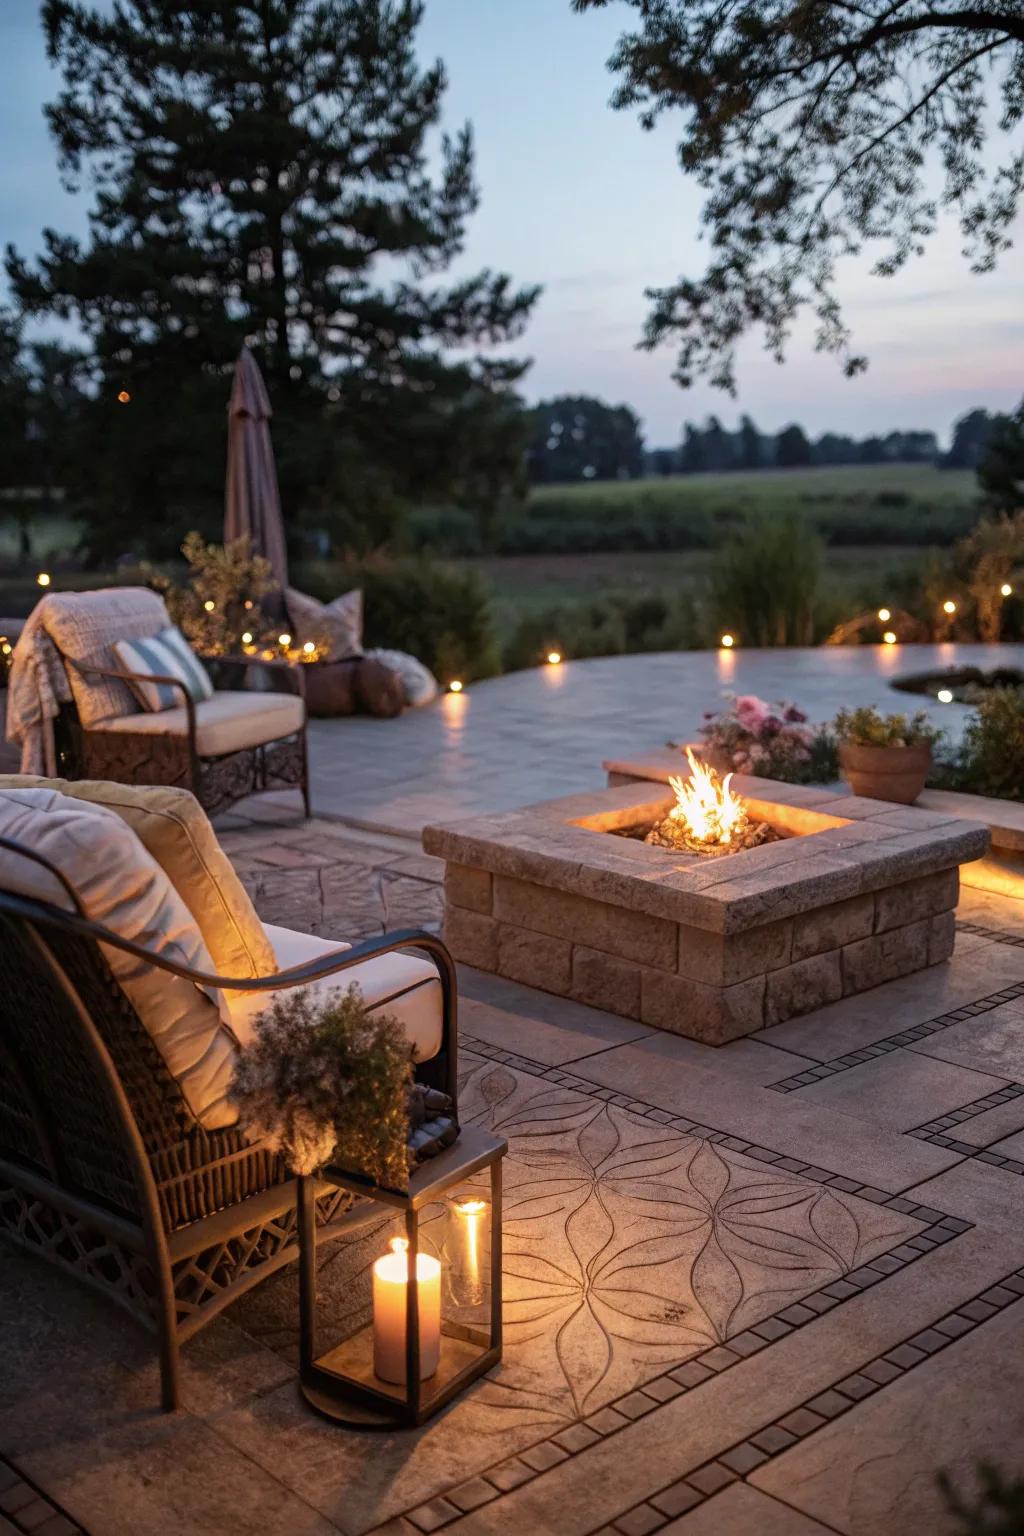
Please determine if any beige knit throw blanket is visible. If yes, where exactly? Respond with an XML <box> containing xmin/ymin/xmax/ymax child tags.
<box><xmin>6</xmin><ymin>602</ymin><xmax>72</xmax><ymax>775</ymax></box>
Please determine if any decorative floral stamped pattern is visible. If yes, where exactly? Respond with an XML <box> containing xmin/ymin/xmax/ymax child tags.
<box><xmin>455</xmin><ymin>1055</ymin><xmax>923</xmax><ymax>1425</ymax></box>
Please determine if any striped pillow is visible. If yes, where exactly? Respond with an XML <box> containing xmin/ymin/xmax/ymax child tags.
<box><xmin>113</xmin><ymin>627</ymin><xmax>214</xmax><ymax>713</ymax></box>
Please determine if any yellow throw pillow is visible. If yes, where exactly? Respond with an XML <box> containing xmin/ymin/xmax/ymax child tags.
<box><xmin>0</xmin><ymin>775</ymin><xmax>276</xmax><ymax>985</ymax></box>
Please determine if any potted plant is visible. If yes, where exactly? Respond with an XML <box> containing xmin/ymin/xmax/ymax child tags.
<box><xmin>833</xmin><ymin>707</ymin><xmax>943</xmax><ymax>804</ymax></box>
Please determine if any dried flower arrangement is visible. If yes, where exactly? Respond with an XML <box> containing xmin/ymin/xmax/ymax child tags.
<box><xmin>146</xmin><ymin>532</ymin><xmax>278</xmax><ymax>657</ymax></box>
<box><xmin>230</xmin><ymin>984</ymin><xmax>414</xmax><ymax>1185</ymax></box>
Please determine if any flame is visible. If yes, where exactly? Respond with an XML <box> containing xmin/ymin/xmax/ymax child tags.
<box><xmin>389</xmin><ymin>1237</ymin><xmax>408</xmax><ymax>1256</ymax></box>
<box><xmin>455</xmin><ymin>1198</ymin><xmax>487</xmax><ymax>1215</ymax></box>
<box><xmin>668</xmin><ymin>748</ymin><xmax>748</xmax><ymax>848</ymax></box>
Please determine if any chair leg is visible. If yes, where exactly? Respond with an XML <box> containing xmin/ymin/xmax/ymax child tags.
<box><xmin>300</xmin><ymin>727</ymin><xmax>311</xmax><ymax>819</ymax></box>
<box><xmin>159</xmin><ymin>1319</ymin><xmax>181</xmax><ymax>1412</ymax></box>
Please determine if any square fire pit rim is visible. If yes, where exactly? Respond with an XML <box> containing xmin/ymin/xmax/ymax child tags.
<box><xmin>424</xmin><ymin>782</ymin><xmax>988</xmax><ymax>939</ymax></box>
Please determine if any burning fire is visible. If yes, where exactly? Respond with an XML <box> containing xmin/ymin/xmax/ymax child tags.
<box><xmin>668</xmin><ymin>748</ymin><xmax>749</xmax><ymax>849</ymax></box>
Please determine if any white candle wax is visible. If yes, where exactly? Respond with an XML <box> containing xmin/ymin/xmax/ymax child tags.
<box><xmin>373</xmin><ymin>1237</ymin><xmax>441</xmax><ymax>1384</ymax></box>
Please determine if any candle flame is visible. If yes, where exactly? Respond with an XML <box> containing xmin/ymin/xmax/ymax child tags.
<box><xmin>456</xmin><ymin>1198</ymin><xmax>487</xmax><ymax>1215</ymax></box>
<box><xmin>389</xmin><ymin>1237</ymin><xmax>408</xmax><ymax>1256</ymax></box>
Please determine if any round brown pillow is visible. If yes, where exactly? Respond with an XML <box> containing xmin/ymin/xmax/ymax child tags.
<box><xmin>301</xmin><ymin>659</ymin><xmax>359</xmax><ymax>718</ymax></box>
<box><xmin>354</xmin><ymin>657</ymin><xmax>405</xmax><ymax>718</ymax></box>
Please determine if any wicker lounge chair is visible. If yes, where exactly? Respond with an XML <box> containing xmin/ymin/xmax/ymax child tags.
<box><xmin>0</xmin><ymin>837</ymin><xmax>456</xmax><ymax>1411</ymax></box>
<box><xmin>14</xmin><ymin>588</ymin><xmax>310</xmax><ymax>818</ymax></box>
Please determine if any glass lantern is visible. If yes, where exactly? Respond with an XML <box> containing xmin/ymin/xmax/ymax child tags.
<box><xmin>297</xmin><ymin>1125</ymin><xmax>506</xmax><ymax>1427</ymax></box>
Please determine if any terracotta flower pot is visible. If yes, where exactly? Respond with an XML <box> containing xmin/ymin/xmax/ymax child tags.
<box><xmin>838</xmin><ymin>741</ymin><xmax>932</xmax><ymax>805</ymax></box>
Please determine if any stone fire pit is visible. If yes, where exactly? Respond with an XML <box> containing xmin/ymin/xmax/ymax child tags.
<box><xmin>422</xmin><ymin>773</ymin><xmax>989</xmax><ymax>1044</ymax></box>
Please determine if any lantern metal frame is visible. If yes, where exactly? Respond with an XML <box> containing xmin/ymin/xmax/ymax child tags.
<box><xmin>297</xmin><ymin>1124</ymin><xmax>506</xmax><ymax>1428</ymax></box>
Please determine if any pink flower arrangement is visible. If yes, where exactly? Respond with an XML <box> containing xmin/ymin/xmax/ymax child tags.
<box><xmin>699</xmin><ymin>694</ymin><xmax>828</xmax><ymax>783</ymax></box>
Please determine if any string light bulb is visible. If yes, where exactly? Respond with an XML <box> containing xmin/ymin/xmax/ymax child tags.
<box><xmin>883</xmin><ymin>631</ymin><xmax>897</xmax><ymax>645</ymax></box>
<box><xmin>36</xmin><ymin>572</ymin><xmax>51</xmax><ymax>588</ymax></box>
<box><xmin>942</xmin><ymin>600</ymin><xmax>957</xmax><ymax>615</ymax></box>
<box><xmin>720</xmin><ymin>633</ymin><xmax>735</xmax><ymax>649</ymax></box>
<box><xmin>877</xmin><ymin>607</ymin><xmax>891</xmax><ymax>623</ymax></box>
<box><xmin>203</xmin><ymin>599</ymin><xmax>215</xmax><ymax>612</ymax></box>
<box><xmin>1001</xmin><ymin>583</ymin><xmax>1013</xmax><ymax>598</ymax></box>
<box><xmin>303</xmin><ymin>640</ymin><xmax>316</xmax><ymax>655</ymax></box>
<box><xmin>278</xmin><ymin>632</ymin><xmax>292</xmax><ymax>648</ymax></box>
<box><xmin>117</xmin><ymin>389</ymin><xmax>131</xmax><ymax>404</ymax></box>
<box><xmin>241</xmin><ymin>631</ymin><xmax>253</xmax><ymax>645</ymax></box>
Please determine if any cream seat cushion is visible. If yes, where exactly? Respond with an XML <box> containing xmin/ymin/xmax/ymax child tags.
<box><xmin>0</xmin><ymin>787</ymin><xmax>237</xmax><ymax>1131</ymax></box>
<box><xmin>0</xmin><ymin>776</ymin><xmax>276</xmax><ymax>991</ymax></box>
<box><xmin>90</xmin><ymin>690</ymin><xmax>305</xmax><ymax>757</ymax></box>
<box><xmin>226</xmin><ymin>924</ymin><xmax>443</xmax><ymax>1063</ymax></box>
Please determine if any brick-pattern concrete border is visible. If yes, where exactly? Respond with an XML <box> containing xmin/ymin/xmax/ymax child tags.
<box><xmin>589</xmin><ymin>1270</ymin><xmax>1024</xmax><ymax>1536</ymax></box>
<box><xmin>958</xmin><ymin>919</ymin><xmax>1024</xmax><ymax>950</ymax></box>
<box><xmin>908</xmin><ymin>1081</ymin><xmax>1024</xmax><ymax>1175</ymax></box>
<box><xmin>382</xmin><ymin>1036</ymin><xmax>972</xmax><ymax>1536</ymax></box>
<box><xmin>767</xmin><ymin>978</ymin><xmax>1024</xmax><ymax>1092</ymax></box>
<box><xmin>0</xmin><ymin>1457</ymin><xmax>85</xmax><ymax>1535</ymax></box>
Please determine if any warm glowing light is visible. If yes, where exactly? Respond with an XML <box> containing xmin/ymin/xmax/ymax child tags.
<box><xmin>1001</xmin><ymin>583</ymin><xmax>1013</xmax><ymax>597</ymax></box>
<box><xmin>278</xmin><ymin>632</ymin><xmax>292</xmax><ymax>648</ymax></box>
<box><xmin>942</xmin><ymin>600</ymin><xmax>957</xmax><ymax>615</ymax></box>
<box><xmin>372</xmin><ymin>1236</ymin><xmax>441</xmax><ymax>1384</ymax></box>
<box><xmin>1</xmin><ymin>644</ymin><xmax>11</xmax><ymax>657</ymax></box>
<box><xmin>546</xmin><ymin>650</ymin><xmax>562</xmax><ymax>666</ymax></box>
<box><xmin>203</xmin><ymin>599</ymin><xmax>215</xmax><ymax>612</ymax></box>
<box><xmin>244</xmin><ymin>599</ymin><xmax>253</xmax><ymax>610</ymax></box>
<box><xmin>669</xmin><ymin>748</ymin><xmax>748</xmax><ymax>850</ymax></box>
<box><xmin>117</xmin><ymin>390</ymin><xmax>131</xmax><ymax>404</ymax></box>
<box><xmin>877</xmin><ymin>607</ymin><xmax>891</xmax><ymax>622</ymax></box>
<box><xmin>303</xmin><ymin>640</ymin><xmax>316</xmax><ymax>655</ymax></box>
<box><xmin>36</xmin><ymin>572</ymin><xmax>51</xmax><ymax>588</ymax></box>
<box><xmin>883</xmin><ymin>631</ymin><xmax>897</xmax><ymax>645</ymax></box>
<box><xmin>454</xmin><ymin>1196</ymin><xmax>487</xmax><ymax>1287</ymax></box>
<box><xmin>448</xmin><ymin>679</ymin><xmax>463</xmax><ymax>693</ymax></box>
<box><xmin>937</xmin><ymin>688</ymin><xmax>954</xmax><ymax>703</ymax></box>
<box><xmin>720</xmin><ymin>632</ymin><xmax>735</xmax><ymax>649</ymax></box>
<box><xmin>241</xmin><ymin>631</ymin><xmax>253</xmax><ymax>645</ymax></box>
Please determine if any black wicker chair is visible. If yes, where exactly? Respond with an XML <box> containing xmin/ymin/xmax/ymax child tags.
<box><xmin>0</xmin><ymin>841</ymin><xmax>456</xmax><ymax>1412</ymax></box>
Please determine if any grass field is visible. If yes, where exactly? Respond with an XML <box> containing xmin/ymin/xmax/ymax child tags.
<box><xmin>523</xmin><ymin>463</ymin><xmax>979</xmax><ymax>549</ymax></box>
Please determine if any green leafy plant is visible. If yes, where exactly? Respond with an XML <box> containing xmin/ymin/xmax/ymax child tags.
<box><xmin>940</xmin><ymin>1462</ymin><xmax>1024</xmax><ymax>1534</ymax></box>
<box><xmin>709</xmin><ymin>510</ymin><xmax>822</xmax><ymax>646</ymax></box>
<box><xmin>300</xmin><ymin>555</ymin><xmax>501</xmax><ymax>683</ymax></box>
<box><xmin>502</xmin><ymin>591</ymin><xmax>699</xmax><ymax>671</ymax></box>
<box><xmin>933</xmin><ymin>688</ymin><xmax>1024</xmax><ymax>801</ymax></box>
<box><xmin>147</xmin><ymin>533</ymin><xmax>277</xmax><ymax>657</ymax></box>
<box><xmin>229</xmin><ymin>984</ymin><xmax>413</xmax><ymax>1185</ymax></box>
<box><xmin>833</xmin><ymin>706</ymin><xmax>943</xmax><ymax>749</ymax></box>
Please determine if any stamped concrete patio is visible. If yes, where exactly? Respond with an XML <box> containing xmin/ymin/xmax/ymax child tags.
<box><xmin>4</xmin><ymin>646</ymin><xmax>1024</xmax><ymax>1536</ymax></box>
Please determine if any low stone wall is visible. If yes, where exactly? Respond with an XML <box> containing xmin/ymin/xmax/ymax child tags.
<box><xmin>443</xmin><ymin>861</ymin><xmax>958</xmax><ymax>1044</ymax></box>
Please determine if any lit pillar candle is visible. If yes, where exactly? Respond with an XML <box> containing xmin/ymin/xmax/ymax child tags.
<box><xmin>372</xmin><ymin>1237</ymin><xmax>441</xmax><ymax>1384</ymax></box>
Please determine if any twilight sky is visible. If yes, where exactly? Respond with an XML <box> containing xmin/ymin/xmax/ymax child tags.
<box><xmin>2</xmin><ymin>0</ymin><xmax>1021</xmax><ymax>447</ymax></box>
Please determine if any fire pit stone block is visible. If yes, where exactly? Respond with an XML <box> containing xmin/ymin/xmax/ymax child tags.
<box><xmin>424</xmin><ymin>776</ymin><xmax>989</xmax><ymax>1045</ymax></box>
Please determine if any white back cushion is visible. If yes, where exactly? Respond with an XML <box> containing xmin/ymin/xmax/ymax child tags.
<box><xmin>0</xmin><ymin>787</ymin><xmax>239</xmax><ymax>1130</ymax></box>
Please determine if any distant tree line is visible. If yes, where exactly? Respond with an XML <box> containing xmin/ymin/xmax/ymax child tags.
<box><xmin>527</xmin><ymin>397</ymin><xmax>1024</xmax><ymax>499</ymax></box>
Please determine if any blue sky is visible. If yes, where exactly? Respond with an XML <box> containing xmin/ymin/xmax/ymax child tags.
<box><xmin>2</xmin><ymin>0</ymin><xmax>1022</xmax><ymax>446</ymax></box>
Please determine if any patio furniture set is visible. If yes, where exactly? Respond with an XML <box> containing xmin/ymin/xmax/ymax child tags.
<box><xmin>0</xmin><ymin>592</ymin><xmax>998</xmax><ymax>1432</ymax></box>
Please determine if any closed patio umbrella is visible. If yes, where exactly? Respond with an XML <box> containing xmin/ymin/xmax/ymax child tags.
<box><xmin>225</xmin><ymin>347</ymin><xmax>288</xmax><ymax>613</ymax></box>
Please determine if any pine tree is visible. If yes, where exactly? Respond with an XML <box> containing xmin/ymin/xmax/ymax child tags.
<box><xmin>8</xmin><ymin>1</ymin><xmax>539</xmax><ymax>558</ymax></box>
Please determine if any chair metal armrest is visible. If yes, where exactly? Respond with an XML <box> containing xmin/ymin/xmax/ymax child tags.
<box><xmin>0</xmin><ymin>887</ymin><xmax>456</xmax><ymax>1096</ymax></box>
<box><xmin>66</xmin><ymin>659</ymin><xmax>198</xmax><ymax>745</ymax></box>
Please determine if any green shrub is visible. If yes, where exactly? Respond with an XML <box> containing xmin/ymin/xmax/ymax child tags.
<box><xmin>502</xmin><ymin>591</ymin><xmax>699</xmax><ymax>671</ymax></box>
<box><xmin>709</xmin><ymin>511</ymin><xmax>822</xmax><ymax>646</ymax></box>
<box><xmin>298</xmin><ymin>555</ymin><xmax>501</xmax><ymax>683</ymax></box>
<box><xmin>935</xmin><ymin>688</ymin><xmax>1024</xmax><ymax>799</ymax></box>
